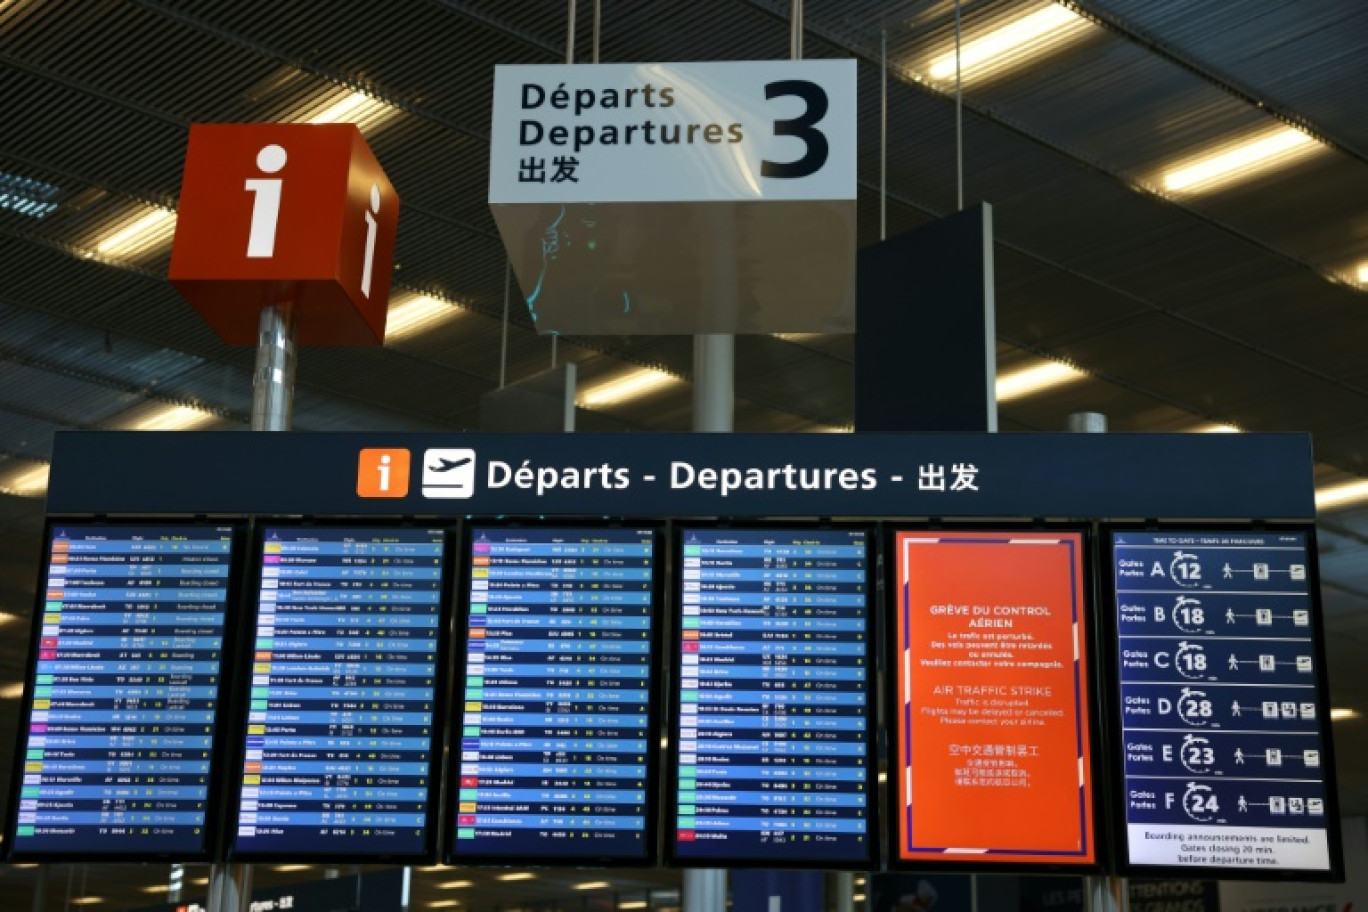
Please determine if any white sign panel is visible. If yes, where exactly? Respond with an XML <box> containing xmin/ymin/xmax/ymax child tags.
<box><xmin>490</xmin><ymin>60</ymin><xmax>856</xmax><ymax>204</ymax></box>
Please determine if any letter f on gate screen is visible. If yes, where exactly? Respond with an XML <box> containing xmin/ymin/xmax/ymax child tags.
<box><xmin>893</xmin><ymin>530</ymin><xmax>1096</xmax><ymax>865</ymax></box>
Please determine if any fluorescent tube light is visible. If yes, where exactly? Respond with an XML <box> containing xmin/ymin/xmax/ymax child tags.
<box><xmin>0</xmin><ymin>682</ymin><xmax>24</xmax><ymax>699</ymax></box>
<box><xmin>385</xmin><ymin>293</ymin><xmax>463</xmax><ymax>341</ymax></box>
<box><xmin>927</xmin><ymin>4</ymin><xmax>1090</xmax><ymax>83</ymax></box>
<box><xmin>618</xmin><ymin>904</ymin><xmax>648</xmax><ymax>910</ymax></box>
<box><xmin>0</xmin><ymin>613</ymin><xmax>19</xmax><ymax>626</ymax></box>
<box><xmin>1194</xmin><ymin>422</ymin><xmax>1241</xmax><ymax>433</ymax></box>
<box><xmin>95</xmin><ymin>207</ymin><xmax>176</xmax><ymax>258</ymax></box>
<box><xmin>126</xmin><ymin>405</ymin><xmax>218</xmax><ymax>432</ymax></box>
<box><xmin>429</xmin><ymin>903</ymin><xmax>462</xmax><ymax>909</ymax></box>
<box><xmin>304</xmin><ymin>90</ymin><xmax>398</xmax><ymax>134</ymax></box>
<box><xmin>1</xmin><ymin>461</ymin><xmax>49</xmax><ymax>497</ymax></box>
<box><xmin>273</xmin><ymin>865</ymin><xmax>312</xmax><ymax>872</ymax></box>
<box><xmin>1315</xmin><ymin>478</ymin><xmax>1368</xmax><ymax>511</ymax></box>
<box><xmin>437</xmin><ymin>881</ymin><xmax>473</xmax><ymax>890</ymax></box>
<box><xmin>70</xmin><ymin>899</ymin><xmax>103</xmax><ymax>906</ymax></box>
<box><xmin>574</xmin><ymin>882</ymin><xmax>610</xmax><ymax>891</ymax></box>
<box><xmin>995</xmin><ymin>360</ymin><xmax>1085</xmax><ymax>402</ymax></box>
<box><xmin>496</xmin><ymin>873</ymin><xmax>535</xmax><ymax>882</ymax></box>
<box><xmin>1357</xmin><ymin>264</ymin><xmax>1368</xmax><ymax>284</ymax></box>
<box><xmin>1331</xmin><ymin>708</ymin><xmax>1360</xmax><ymax>721</ymax></box>
<box><xmin>578</xmin><ymin>368</ymin><xmax>682</xmax><ymax>408</ymax></box>
<box><xmin>1162</xmin><ymin>127</ymin><xmax>1320</xmax><ymax>193</ymax></box>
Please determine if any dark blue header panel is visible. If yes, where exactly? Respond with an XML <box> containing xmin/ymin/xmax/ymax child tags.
<box><xmin>47</xmin><ymin>431</ymin><xmax>1314</xmax><ymax>519</ymax></box>
<box><xmin>450</xmin><ymin>527</ymin><xmax>658</xmax><ymax>863</ymax></box>
<box><xmin>1112</xmin><ymin>530</ymin><xmax>1336</xmax><ymax>875</ymax></box>
<box><xmin>7</xmin><ymin>524</ymin><xmax>235</xmax><ymax>859</ymax></box>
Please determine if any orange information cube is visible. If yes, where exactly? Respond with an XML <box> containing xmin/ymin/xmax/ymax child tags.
<box><xmin>168</xmin><ymin>123</ymin><xmax>399</xmax><ymax>346</ymax></box>
<box><xmin>893</xmin><ymin>529</ymin><xmax>1097</xmax><ymax>867</ymax></box>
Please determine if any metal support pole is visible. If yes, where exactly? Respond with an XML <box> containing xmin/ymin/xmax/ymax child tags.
<box><xmin>692</xmin><ymin>335</ymin><xmax>734</xmax><ymax>433</ymax></box>
<box><xmin>207</xmin><ymin>864</ymin><xmax>252</xmax><ymax>912</ymax></box>
<box><xmin>683</xmin><ymin>869</ymin><xmax>726</xmax><ymax>912</ymax></box>
<box><xmin>1085</xmin><ymin>875</ymin><xmax>1128</xmax><ymax>912</ymax></box>
<box><xmin>880</xmin><ymin>28</ymin><xmax>887</xmax><ymax>241</ymax></box>
<box><xmin>212</xmin><ymin>303</ymin><xmax>297</xmax><ymax>912</ymax></box>
<box><xmin>249</xmin><ymin>303</ymin><xmax>297</xmax><ymax>432</ymax></box>
<box><xmin>953</xmin><ymin>0</ymin><xmax>964</xmax><ymax>210</ymax></box>
<box><xmin>1068</xmin><ymin>409</ymin><xmax>1128</xmax><ymax>912</ymax></box>
<box><xmin>30</xmin><ymin>864</ymin><xmax>47</xmax><ymax>912</ymax></box>
<box><xmin>832</xmin><ymin>872</ymin><xmax>854</xmax><ymax>912</ymax></box>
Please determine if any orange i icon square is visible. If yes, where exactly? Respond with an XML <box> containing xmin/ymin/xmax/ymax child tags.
<box><xmin>357</xmin><ymin>448</ymin><xmax>410</xmax><ymax>498</ymax></box>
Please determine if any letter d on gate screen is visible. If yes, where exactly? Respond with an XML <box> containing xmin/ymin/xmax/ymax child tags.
<box><xmin>893</xmin><ymin>530</ymin><xmax>1096</xmax><ymax>866</ymax></box>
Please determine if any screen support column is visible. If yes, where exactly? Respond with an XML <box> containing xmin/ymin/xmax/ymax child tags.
<box><xmin>211</xmin><ymin>302</ymin><xmax>297</xmax><ymax>912</ymax></box>
<box><xmin>1069</xmin><ymin>411</ymin><xmax>1130</xmax><ymax>912</ymax></box>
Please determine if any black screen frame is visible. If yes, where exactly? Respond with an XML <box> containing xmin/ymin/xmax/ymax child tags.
<box><xmin>664</xmin><ymin>520</ymin><xmax>881</xmax><ymax>870</ymax></box>
<box><xmin>223</xmin><ymin>518</ymin><xmax>456</xmax><ymax>865</ymax></box>
<box><xmin>3</xmin><ymin>517</ymin><xmax>249</xmax><ymax>863</ymax></box>
<box><xmin>1101</xmin><ymin>521</ymin><xmax>1345</xmax><ymax>882</ymax></box>
<box><xmin>880</xmin><ymin>521</ymin><xmax>1107</xmax><ymax>875</ymax></box>
<box><xmin>442</xmin><ymin>519</ymin><xmax>666</xmax><ymax>868</ymax></box>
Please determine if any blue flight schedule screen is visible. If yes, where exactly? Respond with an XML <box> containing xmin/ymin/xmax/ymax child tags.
<box><xmin>9</xmin><ymin>524</ymin><xmax>233</xmax><ymax>857</ymax></box>
<box><xmin>232</xmin><ymin>527</ymin><xmax>445</xmax><ymax>858</ymax></box>
<box><xmin>452</xmin><ymin>527</ymin><xmax>656</xmax><ymax>861</ymax></box>
<box><xmin>1113</xmin><ymin>530</ymin><xmax>1334</xmax><ymax>873</ymax></box>
<box><xmin>672</xmin><ymin>528</ymin><xmax>873</xmax><ymax>865</ymax></box>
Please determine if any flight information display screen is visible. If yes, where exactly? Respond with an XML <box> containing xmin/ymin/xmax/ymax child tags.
<box><xmin>670</xmin><ymin>527</ymin><xmax>874</xmax><ymax>866</ymax></box>
<box><xmin>7</xmin><ymin>523</ymin><xmax>236</xmax><ymax>858</ymax></box>
<box><xmin>231</xmin><ymin>526</ymin><xmax>446</xmax><ymax>859</ymax></box>
<box><xmin>1112</xmin><ymin>529</ymin><xmax>1336</xmax><ymax>875</ymax></box>
<box><xmin>451</xmin><ymin>527</ymin><xmax>658</xmax><ymax>863</ymax></box>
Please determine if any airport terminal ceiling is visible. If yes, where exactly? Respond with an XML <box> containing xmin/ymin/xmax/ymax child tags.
<box><xmin>0</xmin><ymin>0</ymin><xmax>1365</xmax><ymax>901</ymax></box>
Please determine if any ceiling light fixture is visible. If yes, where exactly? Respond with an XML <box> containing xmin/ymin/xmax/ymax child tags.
<box><xmin>1</xmin><ymin>461</ymin><xmax>50</xmax><ymax>498</ymax></box>
<box><xmin>1331</xmin><ymin>708</ymin><xmax>1360</xmax><ymax>722</ymax></box>
<box><xmin>437</xmin><ymin>881</ymin><xmax>473</xmax><ymax>890</ymax></box>
<box><xmin>995</xmin><ymin>360</ymin><xmax>1086</xmax><ymax>402</ymax></box>
<box><xmin>1162</xmin><ymin>127</ymin><xmax>1320</xmax><ymax>194</ymax></box>
<box><xmin>70</xmin><ymin>899</ymin><xmax>104</xmax><ymax>906</ymax></box>
<box><xmin>385</xmin><ymin>293</ymin><xmax>463</xmax><ymax>342</ymax></box>
<box><xmin>618</xmin><ymin>903</ymin><xmax>648</xmax><ymax>910</ymax></box>
<box><xmin>127</xmin><ymin>405</ymin><xmax>218</xmax><ymax>432</ymax></box>
<box><xmin>94</xmin><ymin>206</ymin><xmax>176</xmax><ymax>258</ymax></box>
<box><xmin>578</xmin><ymin>368</ymin><xmax>682</xmax><ymax>409</ymax></box>
<box><xmin>0</xmin><ymin>612</ymin><xmax>18</xmax><ymax>626</ymax></box>
<box><xmin>1194</xmin><ymin>422</ymin><xmax>1241</xmax><ymax>433</ymax></box>
<box><xmin>496</xmin><ymin>873</ymin><xmax>535</xmax><ymax>882</ymax></box>
<box><xmin>1314</xmin><ymin>478</ymin><xmax>1368</xmax><ymax>512</ymax></box>
<box><xmin>304</xmin><ymin>90</ymin><xmax>398</xmax><ymax>134</ymax></box>
<box><xmin>573</xmin><ymin>882</ymin><xmax>610</xmax><ymax>891</ymax></box>
<box><xmin>140</xmin><ymin>886</ymin><xmax>169</xmax><ymax>894</ymax></box>
<box><xmin>927</xmin><ymin>4</ymin><xmax>1090</xmax><ymax>83</ymax></box>
<box><xmin>273</xmin><ymin>864</ymin><xmax>312</xmax><ymax>872</ymax></box>
<box><xmin>0</xmin><ymin>169</ymin><xmax>61</xmax><ymax>218</ymax></box>
<box><xmin>428</xmin><ymin>902</ymin><xmax>462</xmax><ymax>909</ymax></box>
<box><xmin>0</xmin><ymin>682</ymin><xmax>25</xmax><ymax>699</ymax></box>
<box><xmin>1357</xmin><ymin>264</ymin><xmax>1368</xmax><ymax>284</ymax></box>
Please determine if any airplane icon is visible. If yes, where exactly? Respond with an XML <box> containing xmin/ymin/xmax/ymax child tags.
<box><xmin>422</xmin><ymin>448</ymin><xmax>476</xmax><ymax>499</ymax></box>
<box><xmin>429</xmin><ymin>456</ymin><xmax>472</xmax><ymax>473</ymax></box>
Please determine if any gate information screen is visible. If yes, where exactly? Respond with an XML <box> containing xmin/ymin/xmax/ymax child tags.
<box><xmin>451</xmin><ymin>527</ymin><xmax>658</xmax><ymax>863</ymax></box>
<box><xmin>8</xmin><ymin>524</ymin><xmax>235</xmax><ymax>858</ymax></box>
<box><xmin>893</xmin><ymin>530</ymin><xmax>1095</xmax><ymax>867</ymax></box>
<box><xmin>670</xmin><ymin>527</ymin><xmax>874</xmax><ymax>865</ymax></box>
<box><xmin>231</xmin><ymin>526</ymin><xmax>446</xmax><ymax>859</ymax></box>
<box><xmin>1113</xmin><ymin>529</ymin><xmax>1334</xmax><ymax>873</ymax></box>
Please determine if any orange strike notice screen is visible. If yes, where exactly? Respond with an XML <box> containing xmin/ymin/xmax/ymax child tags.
<box><xmin>894</xmin><ymin>530</ymin><xmax>1096</xmax><ymax>866</ymax></box>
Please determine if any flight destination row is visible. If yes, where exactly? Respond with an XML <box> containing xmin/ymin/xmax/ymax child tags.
<box><xmin>1</xmin><ymin>521</ymin><xmax>1339</xmax><ymax>880</ymax></box>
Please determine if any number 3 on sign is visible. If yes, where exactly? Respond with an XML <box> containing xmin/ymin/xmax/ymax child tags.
<box><xmin>762</xmin><ymin>81</ymin><xmax>829</xmax><ymax>179</ymax></box>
